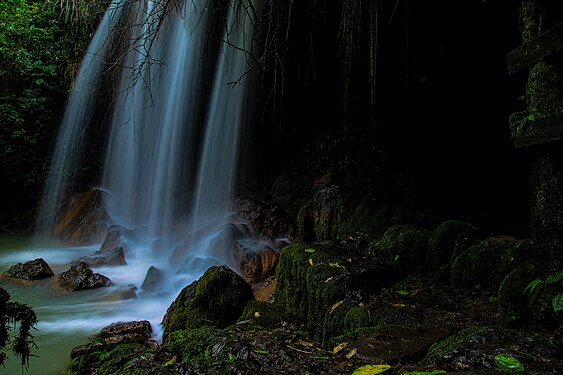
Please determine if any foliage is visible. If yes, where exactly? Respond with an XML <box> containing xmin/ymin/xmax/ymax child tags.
<box><xmin>0</xmin><ymin>0</ymin><xmax>69</xmax><ymax>214</ymax></box>
<box><xmin>0</xmin><ymin>286</ymin><xmax>38</xmax><ymax>370</ymax></box>
<box><xmin>495</xmin><ymin>353</ymin><xmax>525</xmax><ymax>373</ymax></box>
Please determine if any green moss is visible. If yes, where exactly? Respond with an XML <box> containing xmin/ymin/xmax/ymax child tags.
<box><xmin>451</xmin><ymin>237</ymin><xmax>533</xmax><ymax>291</ymax></box>
<box><xmin>427</xmin><ymin>220</ymin><xmax>478</xmax><ymax>269</ymax></box>
<box><xmin>369</xmin><ymin>224</ymin><xmax>431</xmax><ymax>270</ymax></box>
<box><xmin>344</xmin><ymin>306</ymin><xmax>372</xmax><ymax>331</ymax></box>
<box><xmin>519</xmin><ymin>1</ymin><xmax>544</xmax><ymax>44</ymax></box>
<box><xmin>239</xmin><ymin>300</ymin><xmax>286</xmax><ymax>329</ymax></box>
<box><xmin>162</xmin><ymin>266</ymin><xmax>254</xmax><ymax>336</ymax></box>
<box><xmin>498</xmin><ymin>262</ymin><xmax>537</xmax><ymax>324</ymax></box>
<box><xmin>527</xmin><ymin>62</ymin><xmax>563</xmax><ymax>114</ymax></box>
<box><xmin>163</xmin><ymin>326</ymin><xmax>222</xmax><ymax>362</ymax></box>
<box><xmin>274</xmin><ymin>243</ymin><xmax>350</xmax><ymax>344</ymax></box>
<box><xmin>422</xmin><ymin>326</ymin><xmax>490</xmax><ymax>366</ymax></box>
<box><xmin>97</xmin><ymin>344</ymin><xmax>154</xmax><ymax>375</ymax></box>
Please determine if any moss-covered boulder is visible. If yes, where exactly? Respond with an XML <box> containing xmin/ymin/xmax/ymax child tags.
<box><xmin>451</xmin><ymin>236</ymin><xmax>533</xmax><ymax>291</ymax></box>
<box><xmin>498</xmin><ymin>262</ymin><xmax>537</xmax><ymax>324</ymax></box>
<box><xmin>67</xmin><ymin>321</ymin><xmax>161</xmax><ymax>375</ymax></box>
<box><xmin>275</xmin><ymin>242</ymin><xmax>399</xmax><ymax>344</ymax></box>
<box><xmin>427</xmin><ymin>220</ymin><xmax>479</xmax><ymax>270</ymax></box>
<box><xmin>239</xmin><ymin>300</ymin><xmax>286</xmax><ymax>329</ymax></box>
<box><xmin>421</xmin><ymin>326</ymin><xmax>559</xmax><ymax>373</ymax></box>
<box><xmin>162</xmin><ymin>266</ymin><xmax>254</xmax><ymax>335</ymax></box>
<box><xmin>369</xmin><ymin>224</ymin><xmax>432</xmax><ymax>271</ymax></box>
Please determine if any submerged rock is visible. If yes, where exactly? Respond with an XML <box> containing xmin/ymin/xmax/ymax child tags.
<box><xmin>74</xmin><ymin>246</ymin><xmax>126</xmax><ymax>267</ymax></box>
<box><xmin>58</xmin><ymin>262</ymin><xmax>112</xmax><ymax>291</ymax></box>
<box><xmin>99</xmin><ymin>224</ymin><xmax>136</xmax><ymax>253</ymax></box>
<box><xmin>2</xmin><ymin>258</ymin><xmax>54</xmax><ymax>281</ymax></box>
<box><xmin>141</xmin><ymin>266</ymin><xmax>165</xmax><ymax>292</ymax></box>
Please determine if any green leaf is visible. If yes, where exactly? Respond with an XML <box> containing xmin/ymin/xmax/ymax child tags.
<box><xmin>352</xmin><ymin>364</ymin><xmax>392</xmax><ymax>374</ymax></box>
<box><xmin>329</xmin><ymin>262</ymin><xmax>345</xmax><ymax>268</ymax></box>
<box><xmin>545</xmin><ymin>270</ymin><xmax>563</xmax><ymax>285</ymax></box>
<box><xmin>397</xmin><ymin>290</ymin><xmax>409</xmax><ymax>296</ymax></box>
<box><xmin>523</xmin><ymin>278</ymin><xmax>543</xmax><ymax>296</ymax></box>
<box><xmin>552</xmin><ymin>294</ymin><xmax>563</xmax><ymax>313</ymax></box>
<box><xmin>253</xmin><ymin>349</ymin><xmax>269</xmax><ymax>355</ymax></box>
<box><xmin>304</xmin><ymin>248</ymin><xmax>316</xmax><ymax>253</ymax></box>
<box><xmin>527</xmin><ymin>114</ymin><xmax>535</xmax><ymax>121</ymax></box>
<box><xmin>495</xmin><ymin>354</ymin><xmax>524</xmax><ymax>373</ymax></box>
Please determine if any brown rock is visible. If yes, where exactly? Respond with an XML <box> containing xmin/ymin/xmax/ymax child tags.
<box><xmin>2</xmin><ymin>258</ymin><xmax>54</xmax><ymax>281</ymax></box>
<box><xmin>232</xmin><ymin>240</ymin><xmax>279</xmax><ymax>283</ymax></box>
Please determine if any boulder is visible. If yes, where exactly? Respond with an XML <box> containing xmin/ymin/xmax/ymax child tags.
<box><xmin>2</xmin><ymin>258</ymin><xmax>54</xmax><ymax>281</ymax></box>
<box><xmin>427</xmin><ymin>220</ymin><xmax>479</xmax><ymax>269</ymax></box>
<box><xmin>141</xmin><ymin>266</ymin><xmax>165</xmax><ymax>292</ymax></box>
<box><xmin>58</xmin><ymin>262</ymin><xmax>112</xmax><ymax>291</ymax></box>
<box><xmin>53</xmin><ymin>188</ymin><xmax>107</xmax><ymax>245</ymax></box>
<box><xmin>74</xmin><ymin>246</ymin><xmax>126</xmax><ymax>267</ymax></box>
<box><xmin>100</xmin><ymin>224</ymin><xmax>136</xmax><ymax>253</ymax></box>
<box><xmin>162</xmin><ymin>265</ymin><xmax>254</xmax><ymax>336</ymax></box>
<box><xmin>232</xmin><ymin>240</ymin><xmax>279</xmax><ymax>283</ymax></box>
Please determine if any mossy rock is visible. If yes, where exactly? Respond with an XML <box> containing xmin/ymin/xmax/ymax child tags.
<box><xmin>239</xmin><ymin>300</ymin><xmax>286</xmax><ymax>329</ymax></box>
<box><xmin>451</xmin><ymin>236</ymin><xmax>533</xmax><ymax>291</ymax></box>
<box><xmin>275</xmin><ymin>243</ymin><xmax>349</xmax><ymax>343</ymax></box>
<box><xmin>427</xmin><ymin>220</ymin><xmax>478</xmax><ymax>269</ymax></box>
<box><xmin>498</xmin><ymin>262</ymin><xmax>537</xmax><ymax>324</ymax></box>
<box><xmin>369</xmin><ymin>224</ymin><xmax>432</xmax><ymax>271</ymax></box>
<box><xmin>162</xmin><ymin>266</ymin><xmax>254</xmax><ymax>335</ymax></box>
<box><xmin>344</xmin><ymin>306</ymin><xmax>372</xmax><ymax>331</ymax></box>
<box><xmin>422</xmin><ymin>325</ymin><xmax>558</xmax><ymax>373</ymax></box>
<box><xmin>274</xmin><ymin>242</ymin><xmax>399</xmax><ymax>345</ymax></box>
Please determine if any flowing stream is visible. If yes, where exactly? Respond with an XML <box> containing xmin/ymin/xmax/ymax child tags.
<box><xmin>1</xmin><ymin>0</ymin><xmax>261</xmax><ymax>374</ymax></box>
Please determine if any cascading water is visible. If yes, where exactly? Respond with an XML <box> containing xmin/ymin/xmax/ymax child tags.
<box><xmin>3</xmin><ymin>1</ymin><xmax>261</xmax><ymax>373</ymax></box>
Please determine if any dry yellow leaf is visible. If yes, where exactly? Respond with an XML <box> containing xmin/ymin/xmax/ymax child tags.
<box><xmin>392</xmin><ymin>303</ymin><xmax>406</xmax><ymax>308</ymax></box>
<box><xmin>351</xmin><ymin>364</ymin><xmax>392</xmax><ymax>374</ymax></box>
<box><xmin>332</xmin><ymin>342</ymin><xmax>349</xmax><ymax>354</ymax></box>
<box><xmin>309</xmin><ymin>258</ymin><xmax>314</xmax><ymax>267</ymax></box>
<box><xmin>345</xmin><ymin>348</ymin><xmax>358</xmax><ymax>358</ymax></box>
<box><xmin>330</xmin><ymin>300</ymin><xmax>344</xmax><ymax>314</ymax></box>
<box><xmin>254</xmin><ymin>311</ymin><xmax>261</xmax><ymax>318</ymax></box>
<box><xmin>358</xmin><ymin>302</ymin><xmax>365</xmax><ymax>307</ymax></box>
<box><xmin>298</xmin><ymin>339</ymin><xmax>314</xmax><ymax>347</ymax></box>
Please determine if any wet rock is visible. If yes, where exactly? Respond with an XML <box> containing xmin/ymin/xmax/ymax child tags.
<box><xmin>99</xmin><ymin>224</ymin><xmax>136</xmax><ymax>253</ymax></box>
<box><xmin>162</xmin><ymin>265</ymin><xmax>254</xmax><ymax>335</ymax></box>
<box><xmin>53</xmin><ymin>188</ymin><xmax>108</xmax><ymax>245</ymax></box>
<box><xmin>74</xmin><ymin>246</ymin><xmax>126</xmax><ymax>267</ymax></box>
<box><xmin>343</xmin><ymin>326</ymin><xmax>450</xmax><ymax>365</ymax></box>
<box><xmin>232</xmin><ymin>240</ymin><xmax>279</xmax><ymax>283</ymax></box>
<box><xmin>97</xmin><ymin>320</ymin><xmax>154</xmax><ymax>347</ymax></box>
<box><xmin>141</xmin><ymin>266</ymin><xmax>165</xmax><ymax>292</ymax></box>
<box><xmin>451</xmin><ymin>236</ymin><xmax>533</xmax><ymax>290</ymax></box>
<box><xmin>234</xmin><ymin>199</ymin><xmax>294</xmax><ymax>242</ymax></box>
<box><xmin>2</xmin><ymin>258</ymin><xmax>54</xmax><ymax>281</ymax></box>
<box><xmin>58</xmin><ymin>262</ymin><xmax>112</xmax><ymax>291</ymax></box>
<box><xmin>427</xmin><ymin>220</ymin><xmax>479</xmax><ymax>270</ymax></box>
<box><xmin>369</xmin><ymin>224</ymin><xmax>432</xmax><ymax>271</ymax></box>
<box><xmin>422</xmin><ymin>326</ymin><xmax>563</xmax><ymax>373</ymax></box>
<box><xmin>297</xmin><ymin>185</ymin><xmax>341</xmax><ymax>241</ymax></box>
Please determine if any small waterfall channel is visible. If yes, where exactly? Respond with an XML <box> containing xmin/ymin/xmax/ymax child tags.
<box><xmin>1</xmin><ymin>1</ymin><xmax>262</xmax><ymax>373</ymax></box>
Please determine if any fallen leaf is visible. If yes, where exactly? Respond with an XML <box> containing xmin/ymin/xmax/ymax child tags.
<box><xmin>309</xmin><ymin>258</ymin><xmax>314</xmax><ymax>267</ymax></box>
<box><xmin>253</xmin><ymin>349</ymin><xmax>269</xmax><ymax>355</ymax></box>
<box><xmin>332</xmin><ymin>342</ymin><xmax>349</xmax><ymax>354</ymax></box>
<box><xmin>329</xmin><ymin>262</ymin><xmax>345</xmax><ymax>268</ymax></box>
<box><xmin>305</xmin><ymin>248</ymin><xmax>316</xmax><ymax>253</ymax></box>
<box><xmin>358</xmin><ymin>302</ymin><xmax>365</xmax><ymax>307</ymax></box>
<box><xmin>495</xmin><ymin>354</ymin><xmax>524</xmax><ymax>373</ymax></box>
<box><xmin>392</xmin><ymin>303</ymin><xmax>406</xmax><ymax>308</ymax></box>
<box><xmin>298</xmin><ymin>339</ymin><xmax>314</xmax><ymax>347</ymax></box>
<box><xmin>351</xmin><ymin>364</ymin><xmax>392</xmax><ymax>374</ymax></box>
<box><xmin>345</xmin><ymin>348</ymin><xmax>358</xmax><ymax>359</ymax></box>
<box><xmin>254</xmin><ymin>311</ymin><xmax>261</xmax><ymax>318</ymax></box>
<box><xmin>397</xmin><ymin>289</ymin><xmax>409</xmax><ymax>296</ymax></box>
<box><xmin>347</xmin><ymin>258</ymin><xmax>353</xmax><ymax>262</ymax></box>
<box><xmin>330</xmin><ymin>300</ymin><xmax>344</xmax><ymax>314</ymax></box>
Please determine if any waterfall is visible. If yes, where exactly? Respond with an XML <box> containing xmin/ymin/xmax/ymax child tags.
<box><xmin>37</xmin><ymin>0</ymin><xmax>261</xmax><ymax>283</ymax></box>
<box><xmin>35</xmin><ymin>0</ymin><xmax>126</xmax><ymax>238</ymax></box>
